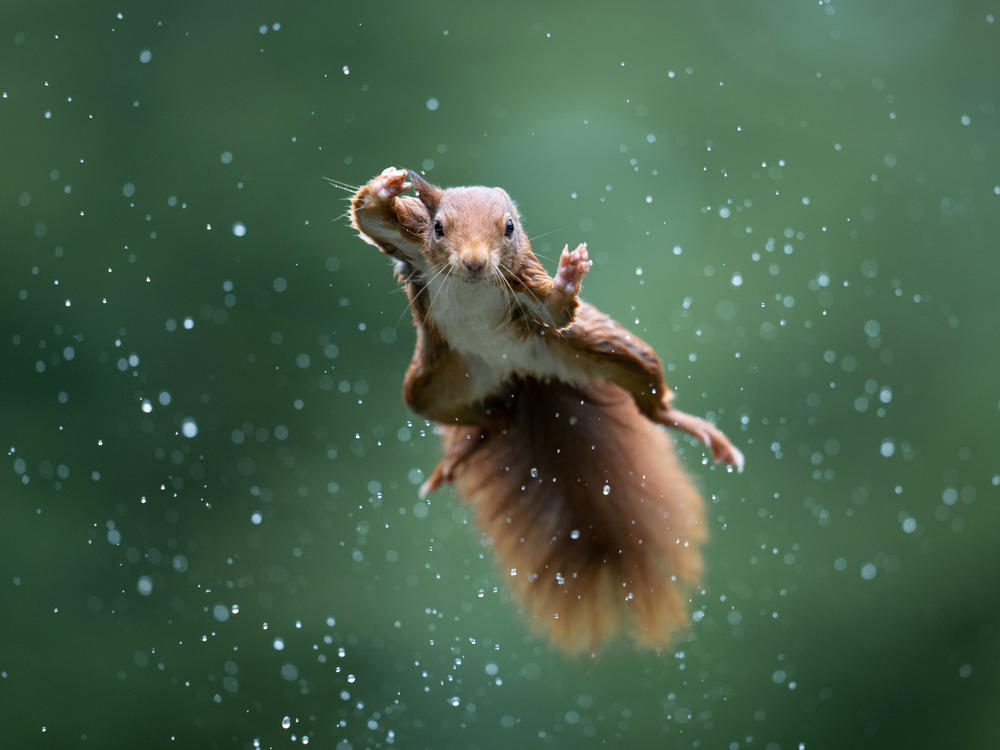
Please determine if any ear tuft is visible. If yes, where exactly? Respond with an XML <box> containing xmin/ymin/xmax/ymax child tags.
<box><xmin>406</xmin><ymin>169</ymin><xmax>442</xmax><ymax>213</ymax></box>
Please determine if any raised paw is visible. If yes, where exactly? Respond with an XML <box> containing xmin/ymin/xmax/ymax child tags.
<box><xmin>368</xmin><ymin>166</ymin><xmax>412</xmax><ymax>203</ymax></box>
<box><xmin>553</xmin><ymin>243</ymin><xmax>593</xmax><ymax>294</ymax></box>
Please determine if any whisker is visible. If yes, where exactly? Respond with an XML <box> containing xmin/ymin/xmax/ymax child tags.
<box><xmin>492</xmin><ymin>267</ymin><xmax>512</xmax><ymax>315</ymax></box>
<box><xmin>497</xmin><ymin>259</ymin><xmax>569</xmax><ymax>339</ymax></box>
<box><xmin>493</xmin><ymin>267</ymin><xmax>515</xmax><ymax>312</ymax></box>
<box><xmin>396</xmin><ymin>263</ymin><xmax>448</xmax><ymax>328</ymax></box>
<box><xmin>394</xmin><ymin>295</ymin><xmax>415</xmax><ymax>328</ymax></box>
<box><xmin>498</xmin><ymin>259</ymin><xmax>541</xmax><ymax>307</ymax></box>
<box><xmin>496</xmin><ymin>260</ymin><xmax>542</xmax><ymax>330</ymax></box>
<box><xmin>323</xmin><ymin>176</ymin><xmax>360</xmax><ymax>192</ymax></box>
<box><xmin>526</xmin><ymin>229</ymin><xmax>565</xmax><ymax>266</ymax></box>
<box><xmin>527</xmin><ymin>228</ymin><xmax>561</xmax><ymax>243</ymax></box>
<box><xmin>426</xmin><ymin>265</ymin><xmax>454</xmax><ymax>320</ymax></box>
<box><xmin>496</xmin><ymin>268</ymin><xmax>530</xmax><ymax>328</ymax></box>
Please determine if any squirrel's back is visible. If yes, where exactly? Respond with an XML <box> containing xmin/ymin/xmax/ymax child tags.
<box><xmin>448</xmin><ymin>376</ymin><xmax>705</xmax><ymax>652</ymax></box>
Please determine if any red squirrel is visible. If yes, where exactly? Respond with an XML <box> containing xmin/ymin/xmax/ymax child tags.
<box><xmin>349</xmin><ymin>167</ymin><xmax>744</xmax><ymax>652</ymax></box>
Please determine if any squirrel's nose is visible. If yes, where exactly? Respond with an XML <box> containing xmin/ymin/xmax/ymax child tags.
<box><xmin>462</xmin><ymin>257</ymin><xmax>487</xmax><ymax>276</ymax></box>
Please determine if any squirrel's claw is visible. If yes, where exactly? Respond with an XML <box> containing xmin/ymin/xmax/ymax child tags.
<box><xmin>705</xmin><ymin>425</ymin><xmax>745</xmax><ymax>472</ymax></box>
<box><xmin>554</xmin><ymin>243</ymin><xmax>592</xmax><ymax>294</ymax></box>
<box><xmin>730</xmin><ymin>446</ymin><xmax>746</xmax><ymax>474</ymax></box>
<box><xmin>419</xmin><ymin>427</ymin><xmax>488</xmax><ymax>498</ymax></box>
<box><xmin>712</xmin><ymin>438</ymin><xmax>745</xmax><ymax>473</ymax></box>
<box><xmin>418</xmin><ymin>457</ymin><xmax>454</xmax><ymax>499</ymax></box>
<box><xmin>659</xmin><ymin>405</ymin><xmax>745</xmax><ymax>473</ymax></box>
<box><xmin>371</xmin><ymin>166</ymin><xmax>412</xmax><ymax>202</ymax></box>
<box><xmin>418</xmin><ymin>475</ymin><xmax>439</xmax><ymax>500</ymax></box>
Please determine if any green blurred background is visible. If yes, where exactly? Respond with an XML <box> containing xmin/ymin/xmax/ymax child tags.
<box><xmin>2</xmin><ymin>1</ymin><xmax>998</xmax><ymax>748</ymax></box>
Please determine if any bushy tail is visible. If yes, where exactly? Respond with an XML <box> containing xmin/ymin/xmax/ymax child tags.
<box><xmin>449</xmin><ymin>377</ymin><xmax>706</xmax><ymax>652</ymax></box>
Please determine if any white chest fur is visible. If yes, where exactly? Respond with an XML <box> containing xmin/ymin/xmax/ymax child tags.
<box><xmin>424</xmin><ymin>275</ymin><xmax>580</xmax><ymax>398</ymax></box>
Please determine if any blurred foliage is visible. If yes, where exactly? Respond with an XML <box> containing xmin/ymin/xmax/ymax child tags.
<box><xmin>1</xmin><ymin>1</ymin><xmax>998</xmax><ymax>748</ymax></box>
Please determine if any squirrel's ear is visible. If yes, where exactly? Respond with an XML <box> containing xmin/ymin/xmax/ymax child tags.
<box><xmin>406</xmin><ymin>169</ymin><xmax>442</xmax><ymax>213</ymax></box>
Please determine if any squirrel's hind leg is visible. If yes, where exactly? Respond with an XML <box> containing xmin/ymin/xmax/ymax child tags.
<box><xmin>657</xmin><ymin>406</ymin><xmax>745</xmax><ymax>472</ymax></box>
<box><xmin>562</xmin><ymin>304</ymin><xmax>744</xmax><ymax>471</ymax></box>
<box><xmin>419</xmin><ymin>426</ymin><xmax>487</xmax><ymax>498</ymax></box>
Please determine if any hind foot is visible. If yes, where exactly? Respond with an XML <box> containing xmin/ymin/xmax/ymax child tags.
<box><xmin>659</xmin><ymin>406</ymin><xmax>745</xmax><ymax>472</ymax></box>
<box><xmin>419</xmin><ymin>426</ymin><xmax>486</xmax><ymax>498</ymax></box>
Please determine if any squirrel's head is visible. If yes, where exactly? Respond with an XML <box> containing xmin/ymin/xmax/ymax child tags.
<box><xmin>407</xmin><ymin>170</ymin><xmax>527</xmax><ymax>283</ymax></box>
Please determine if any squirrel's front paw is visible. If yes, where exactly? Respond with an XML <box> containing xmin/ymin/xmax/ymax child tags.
<box><xmin>554</xmin><ymin>243</ymin><xmax>592</xmax><ymax>294</ymax></box>
<box><xmin>367</xmin><ymin>166</ymin><xmax>412</xmax><ymax>203</ymax></box>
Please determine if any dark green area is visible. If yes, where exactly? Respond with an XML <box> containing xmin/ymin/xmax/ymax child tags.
<box><xmin>2</xmin><ymin>1</ymin><xmax>998</xmax><ymax>748</ymax></box>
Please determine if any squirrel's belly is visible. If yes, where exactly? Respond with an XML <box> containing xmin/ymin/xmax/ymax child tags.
<box><xmin>458</xmin><ymin>332</ymin><xmax>584</xmax><ymax>401</ymax></box>
<box><xmin>427</xmin><ymin>279</ymin><xmax>585</xmax><ymax>398</ymax></box>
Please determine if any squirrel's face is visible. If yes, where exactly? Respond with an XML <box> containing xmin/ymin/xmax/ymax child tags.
<box><xmin>425</xmin><ymin>187</ymin><xmax>526</xmax><ymax>283</ymax></box>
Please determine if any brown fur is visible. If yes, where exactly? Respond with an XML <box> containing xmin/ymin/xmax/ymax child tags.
<box><xmin>349</xmin><ymin>167</ymin><xmax>743</xmax><ymax>652</ymax></box>
<box><xmin>448</xmin><ymin>376</ymin><xmax>705</xmax><ymax>652</ymax></box>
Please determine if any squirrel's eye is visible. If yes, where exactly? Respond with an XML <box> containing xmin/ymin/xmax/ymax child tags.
<box><xmin>434</xmin><ymin>220</ymin><xmax>444</xmax><ymax>238</ymax></box>
<box><xmin>504</xmin><ymin>219</ymin><xmax>515</xmax><ymax>238</ymax></box>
